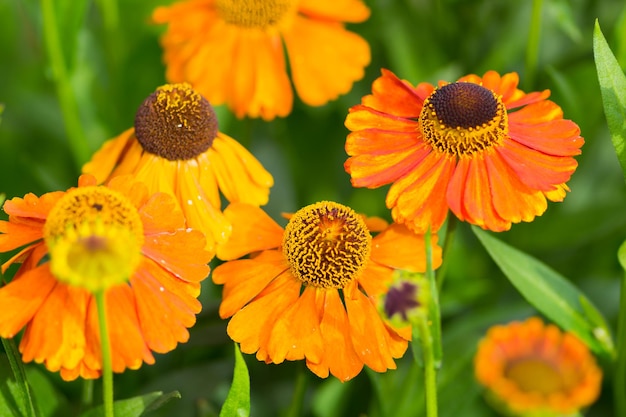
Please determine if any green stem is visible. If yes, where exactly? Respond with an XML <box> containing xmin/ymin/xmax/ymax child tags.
<box><xmin>95</xmin><ymin>291</ymin><xmax>114</xmax><ymax>417</ymax></box>
<box><xmin>525</xmin><ymin>0</ymin><xmax>543</xmax><ymax>90</ymax></box>
<box><xmin>81</xmin><ymin>379</ymin><xmax>94</xmax><ymax>410</ymax></box>
<box><xmin>1</xmin><ymin>337</ymin><xmax>39</xmax><ymax>417</ymax></box>
<box><xmin>41</xmin><ymin>0</ymin><xmax>91</xmax><ymax>168</ymax></box>
<box><xmin>417</xmin><ymin>317</ymin><xmax>438</xmax><ymax>417</ymax></box>
<box><xmin>424</xmin><ymin>229</ymin><xmax>442</xmax><ymax>367</ymax></box>
<box><xmin>615</xmin><ymin>272</ymin><xmax>626</xmax><ymax>417</ymax></box>
<box><xmin>284</xmin><ymin>365</ymin><xmax>308</xmax><ymax>417</ymax></box>
<box><xmin>435</xmin><ymin>216</ymin><xmax>458</xmax><ymax>291</ymax></box>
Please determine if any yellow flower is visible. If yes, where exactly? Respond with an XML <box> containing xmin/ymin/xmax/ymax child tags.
<box><xmin>474</xmin><ymin>317</ymin><xmax>602</xmax><ymax>417</ymax></box>
<box><xmin>82</xmin><ymin>83</ymin><xmax>273</xmax><ymax>254</ymax></box>
<box><xmin>213</xmin><ymin>201</ymin><xmax>442</xmax><ymax>381</ymax></box>
<box><xmin>153</xmin><ymin>0</ymin><xmax>371</xmax><ymax>120</ymax></box>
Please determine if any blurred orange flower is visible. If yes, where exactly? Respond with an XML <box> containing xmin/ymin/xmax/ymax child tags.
<box><xmin>153</xmin><ymin>0</ymin><xmax>371</xmax><ymax>120</ymax></box>
<box><xmin>474</xmin><ymin>317</ymin><xmax>602</xmax><ymax>416</ymax></box>
<box><xmin>82</xmin><ymin>83</ymin><xmax>273</xmax><ymax>254</ymax></box>
<box><xmin>212</xmin><ymin>201</ymin><xmax>442</xmax><ymax>381</ymax></box>
<box><xmin>345</xmin><ymin>70</ymin><xmax>584</xmax><ymax>233</ymax></box>
<box><xmin>0</xmin><ymin>175</ymin><xmax>213</xmax><ymax>380</ymax></box>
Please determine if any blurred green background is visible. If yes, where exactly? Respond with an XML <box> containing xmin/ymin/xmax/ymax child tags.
<box><xmin>1</xmin><ymin>0</ymin><xmax>626</xmax><ymax>416</ymax></box>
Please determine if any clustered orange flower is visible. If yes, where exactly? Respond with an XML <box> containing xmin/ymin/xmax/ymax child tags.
<box><xmin>345</xmin><ymin>69</ymin><xmax>584</xmax><ymax>233</ymax></box>
<box><xmin>153</xmin><ymin>0</ymin><xmax>371</xmax><ymax>120</ymax></box>
<box><xmin>474</xmin><ymin>317</ymin><xmax>602</xmax><ymax>416</ymax></box>
<box><xmin>212</xmin><ymin>201</ymin><xmax>442</xmax><ymax>381</ymax></box>
<box><xmin>0</xmin><ymin>175</ymin><xmax>213</xmax><ymax>380</ymax></box>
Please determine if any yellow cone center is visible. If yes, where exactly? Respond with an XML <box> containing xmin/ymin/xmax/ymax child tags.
<box><xmin>215</xmin><ymin>0</ymin><xmax>296</xmax><ymax>28</ymax></box>
<box><xmin>43</xmin><ymin>186</ymin><xmax>144</xmax><ymax>292</ymax></box>
<box><xmin>282</xmin><ymin>202</ymin><xmax>371</xmax><ymax>289</ymax></box>
<box><xmin>420</xmin><ymin>82</ymin><xmax>508</xmax><ymax>157</ymax></box>
<box><xmin>134</xmin><ymin>83</ymin><xmax>218</xmax><ymax>161</ymax></box>
<box><xmin>505</xmin><ymin>358</ymin><xmax>564</xmax><ymax>395</ymax></box>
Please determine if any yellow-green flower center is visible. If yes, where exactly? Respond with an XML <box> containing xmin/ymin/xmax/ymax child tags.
<box><xmin>134</xmin><ymin>83</ymin><xmax>218</xmax><ymax>161</ymax></box>
<box><xmin>215</xmin><ymin>0</ymin><xmax>296</xmax><ymax>28</ymax></box>
<box><xmin>282</xmin><ymin>202</ymin><xmax>371</xmax><ymax>289</ymax></box>
<box><xmin>420</xmin><ymin>82</ymin><xmax>508</xmax><ymax>157</ymax></box>
<box><xmin>43</xmin><ymin>186</ymin><xmax>144</xmax><ymax>292</ymax></box>
<box><xmin>505</xmin><ymin>358</ymin><xmax>566</xmax><ymax>395</ymax></box>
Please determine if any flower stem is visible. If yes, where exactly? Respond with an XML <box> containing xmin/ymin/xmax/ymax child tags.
<box><xmin>435</xmin><ymin>216</ymin><xmax>458</xmax><ymax>291</ymax></box>
<box><xmin>95</xmin><ymin>290</ymin><xmax>114</xmax><ymax>417</ymax></box>
<box><xmin>525</xmin><ymin>0</ymin><xmax>543</xmax><ymax>89</ymax></box>
<box><xmin>1</xmin><ymin>337</ymin><xmax>40</xmax><ymax>417</ymax></box>
<box><xmin>615</xmin><ymin>272</ymin><xmax>626</xmax><ymax>417</ymax></box>
<box><xmin>40</xmin><ymin>0</ymin><xmax>91</xmax><ymax>168</ymax></box>
<box><xmin>417</xmin><ymin>317</ymin><xmax>438</xmax><ymax>417</ymax></box>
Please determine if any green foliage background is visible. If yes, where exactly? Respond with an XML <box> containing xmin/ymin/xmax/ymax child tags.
<box><xmin>1</xmin><ymin>0</ymin><xmax>626</xmax><ymax>416</ymax></box>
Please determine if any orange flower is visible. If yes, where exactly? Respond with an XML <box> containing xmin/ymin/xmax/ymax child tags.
<box><xmin>345</xmin><ymin>70</ymin><xmax>584</xmax><ymax>233</ymax></box>
<box><xmin>0</xmin><ymin>175</ymin><xmax>213</xmax><ymax>380</ymax></box>
<box><xmin>82</xmin><ymin>83</ymin><xmax>273</xmax><ymax>254</ymax></box>
<box><xmin>474</xmin><ymin>317</ymin><xmax>602</xmax><ymax>416</ymax></box>
<box><xmin>212</xmin><ymin>201</ymin><xmax>442</xmax><ymax>381</ymax></box>
<box><xmin>152</xmin><ymin>0</ymin><xmax>371</xmax><ymax>120</ymax></box>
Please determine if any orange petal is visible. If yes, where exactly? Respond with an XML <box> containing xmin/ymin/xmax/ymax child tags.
<box><xmin>266</xmin><ymin>286</ymin><xmax>324</xmax><ymax>363</ymax></box>
<box><xmin>357</xmin><ymin>262</ymin><xmax>394</xmax><ymax>297</ymax></box>
<box><xmin>284</xmin><ymin>16</ymin><xmax>370</xmax><ymax>106</ymax></box>
<box><xmin>107</xmin><ymin>175</ymin><xmax>151</xmax><ymax>210</ymax></box>
<box><xmin>508</xmin><ymin>119</ymin><xmax>583</xmax><ymax>156</ymax></box>
<box><xmin>227</xmin><ymin>271</ymin><xmax>300</xmax><ymax>357</ymax></box>
<box><xmin>212</xmin><ymin>258</ymin><xmax>288</xmax><ymax>318</ymax></box>
<box><xmin>209</xmin><ymin>134</ymin><xmax>274</xmax><ymax>205</ymax></box>
<box><xmin>345</xmin><ymin>105</ymin><xmax>419</xmax><ymax>133</ymax></box>
<box><xmin>0</xmin><ymin>221</ymin><xmax>43</xmax><ymax>252</ymax></box>
<box><xmin>81</xmin><ymin>129</ymin><xmax>135</xmax><ymax>183</ymax></box>
<box><xmin>216</xmin><ymin>203</ymin><xmax>283</xmax><ymax>260</ymax></box>
<box><xmin>0</xmin><ymin>265</ymin><xmax>56</xmax><ymax>338</ymax></box>
<box><xmin>484</xmin><ymin>152</ymin><xmax>548</xmax><ymax>224</ymax></box>
<box><xmin>298</xmin><ymin>0</ymin><xmax>370</xmax><ymax>22</ymax></box>
<box><xmin>387</xmin><ymin>152</ymin><xmax>455</xmax><ymax>233</ymax></box>
<box><xmin>3</xmin><ymin>191</ymin><xmax>64</xmax><ymax>220</ymax></box>
<box><xmin>138</xmin><ymin>191</ymin><xmax>185</xmax><ymax>234</ymax></box>
<box><xmin>345</xmin><ymin>290</ymin><xmax>402</xmax><ymax>372</ymax></box>
<box><xmin>20</xmin><ymin>284</ymin><xmax>88</xmax><ymax>373</ymax></box>
<box><xmin>370</xmin><ymin>223</ymin><xmax>442</xmax><ymax>272</ymax></box>
<box><xmin>307</xmin><ymin>290</ymin><xmax>363</xmax><ymax>381</ymax></box>
<box><xmin>360</xmin><ymin>69</ymin><xmax>425</xmax><ymax>117</ymax></box>
<box><xmin>142</xmin><ymin>228</ymin><xmax>212</xmax><ymax>283</ymax></box>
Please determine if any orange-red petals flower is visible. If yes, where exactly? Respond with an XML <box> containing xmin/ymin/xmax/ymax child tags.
<box><xmin>474</xmin><ymin>317</ymin><xmax>602</xmax><ymax>416</ymax></box>
<box><xmin>345</xmin><ymin>70</ymin><xmax>584</xmax><ymax>233</ymax></box>
<box><xmin>212</xmin><ymin>201</ymin><xmax>442</xmax><ymax>381</ymax></box>
<box><xmin>153</xmin><ymin>0</ymin><xmax>371</xmax><ymax>120</ymax></box>
<box><xmin>0</xmin><ymin>175</ymin><xmax>213</xmax><ymax>381</ymax></box>
<box><xmin>82</xmin><ymin>83</ymin><xmax>273</xmax><ymax>254</ymax></box>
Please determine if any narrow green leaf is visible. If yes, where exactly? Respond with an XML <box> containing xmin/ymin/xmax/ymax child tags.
<box><xmin>219</xmin><ymin>343</ymin><xmax>250</xmax><ymax>417</ymax></box>
<box><xmin>618</xmin><ymin>239</ymin><xmax>626</xmax><ymax>271</ymax></box>
<box><xmin>593</xmin><ymin>20</ymin><xmax>626</xmax><ymax>183</ymax></box>
<box><xmin>78</xmin><ymin>391</ymin><xmax>180</xmax><ymax>417</ymax></box>
<box><xmin>0</xmin><ymin>339</ymin><xmax>39</xmax><ymax>417</ymax></box>
<box><xmin>473</xmin><ymin>227</ymin><xmax>615</xmax><ymax>359</ymax></box>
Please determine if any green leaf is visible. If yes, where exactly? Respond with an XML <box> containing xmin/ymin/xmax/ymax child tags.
<box><xmin>78</xmin><ymin>391</ymin><xmax>180</xmax><ymax>417</ymax></box>
<box><xmin>219</xmin><ymin>344</ymin><xmax>250</xmax><ymax>417</ymax></box>
<box><xmin>593</xmin><ymin>20</ymin><xmax>626</xmax><ymax>183</ymax></box>
<box><xmin>618</xmin><ymin>239</ymin><xmax>626</xmax><ymax>271</ymax></box>
<box><xmin>473</xmin><ymin>227</ymin><xmax>615</xmax><ymax>359</ymax></box>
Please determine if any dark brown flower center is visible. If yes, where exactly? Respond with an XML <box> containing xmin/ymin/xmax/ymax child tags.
<box><xmin>282</xmin><ymin>202</ymin><xmax>371</xmax><ymax>289</ymax></box>
<box><xmin>420</xmin><ymin>82</ymin><xmax>508</xmax><ymax>156</ymax></box>
<box><xmin>134</xmin><ymin>83</ymin><xmax>218</xmax><ymax>161</ymax></box>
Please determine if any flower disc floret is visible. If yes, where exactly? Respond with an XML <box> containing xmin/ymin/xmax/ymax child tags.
<box><xmin>215</xmin><ymin>0</ymin><xmax>295</xmax><ymax>28</ymax></box>
<box><xmin>420</xmin><ymin>82</ymin><xmax>508</xmax><ymax>156</ymax></box>
<box><xmin>43</xmin><ymin>186</ymin><xmax>144</xmax><ymax>291</ymax></box>
<box><xmin>282</xmin><ymin>201</ymin><xmax>371</xmax><ymax>289</ymax></box>
<box><xmin>134</xmin><ymin>83</ymin><xmax>218</xmax><ymax>160</ymax></box>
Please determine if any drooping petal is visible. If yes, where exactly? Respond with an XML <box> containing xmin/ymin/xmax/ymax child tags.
<box><xmin>216</xmin><ymin>203</ymin><xmax>284</xmax><ymax>260</ymax></box>
<box><xmin>284</xmin><ymin>16</ymin><xmax>370</xmax><ymax>106</ymax></box>
<box><xmin>212</xmin><ymin>258</ymin><xmax>288</xmax><ymax>318</ymax></box>
<box><xmin>370</xmin><ymin>223</ymin><xmax>442</xmax><ymax>272</ymax></box>
<box><xmin>0</xmin><ymin>265</ymin><xmax>56</xmax><ymax>338</ymax></box>
<box><xmin>81</xmin><ymin>129</ymin><xmax>135</xmax><ymax>183</ymax></box>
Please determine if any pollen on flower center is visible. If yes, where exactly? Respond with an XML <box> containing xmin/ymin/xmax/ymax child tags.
<box><xmin>134</xmin><ymin>83</ymin><xmax>218</xmax><ymax>161</ymax></box>
<box><xmin>215</xmin><ymin>0</ymin><xmax>295</xmax><ymax>28</ymax></box>
<box><xmin>282</xmin><ymin>202</ymin><xmax>371</xmax><ymax>289</ymax></box>
<box><xmin>420</xmin><ymin>82</ymin><xmax>508</xmax><ymax>157</ymax></box>
<box><xmin>43</xmin><ymin>186</ymin><xmax>144</xmax><ymax>292</ymax></box>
